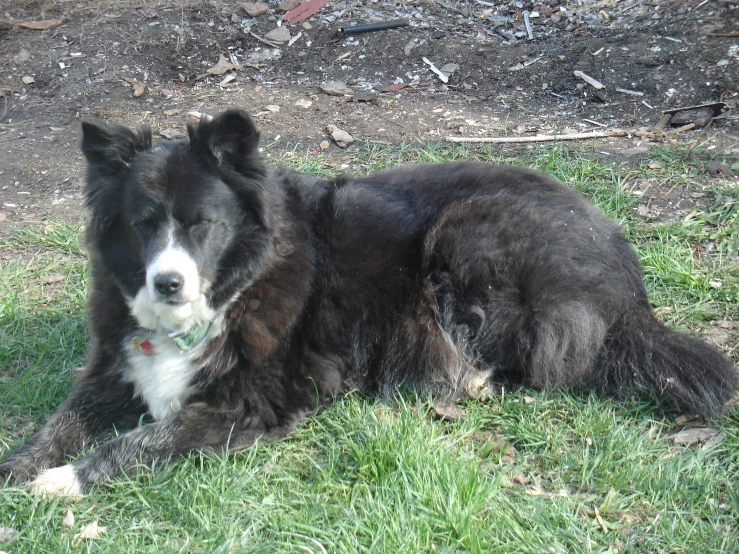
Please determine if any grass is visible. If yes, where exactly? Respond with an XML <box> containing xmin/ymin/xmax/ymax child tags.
<box><xmin>1</xmin><ymin>144</ymin><xmax>738</xmax><ymax>553</ymax></box>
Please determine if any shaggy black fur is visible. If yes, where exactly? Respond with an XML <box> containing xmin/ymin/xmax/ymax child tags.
<box><xmin>1</xmin><ymin>109</ymin><xmax>736</xmax><ymax>492</ymax></box>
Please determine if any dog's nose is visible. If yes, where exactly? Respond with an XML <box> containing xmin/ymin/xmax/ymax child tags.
<box><xmin>153</xmin><ymin>272</ymin><xmax>184</xmax><ymax>296</ymax></box>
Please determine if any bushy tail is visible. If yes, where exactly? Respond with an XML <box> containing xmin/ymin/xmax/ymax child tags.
<box><xmin>594</xmin><ymin>312</ymin><xmax>737</xmax><ymax>419</ymax></box>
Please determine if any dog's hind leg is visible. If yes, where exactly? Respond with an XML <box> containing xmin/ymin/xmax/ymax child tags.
<box><xmin>0</xmin><ymin>374</ymin><xmax>145</xmax><ymax>487</ymax></box>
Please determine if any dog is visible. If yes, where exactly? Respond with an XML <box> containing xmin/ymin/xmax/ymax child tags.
<box><xmin>1</xmin><ymin>109</ymin><xmax>736</xmax><ymax>495</ymax></box>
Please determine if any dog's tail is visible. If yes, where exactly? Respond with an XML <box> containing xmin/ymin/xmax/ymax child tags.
<box><xmin>590</xmin><ymin>311</ymin><xmax>737</xmax><ymax>419</ymax></box>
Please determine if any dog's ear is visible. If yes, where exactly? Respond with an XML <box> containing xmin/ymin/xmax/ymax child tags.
<box><xmin>81</xmin><ymin>118</ymin><xmax>151</xmax><ymax>234</ymax></box>
<box><xmin>81</xmin><ymin>118</ymin><xmax>152</xmax><ymax>173</ymax></box>
<box><xmin>187</xmin><ymin>109</ymin><xmax>262</xmax><ymax>176</ymax></box>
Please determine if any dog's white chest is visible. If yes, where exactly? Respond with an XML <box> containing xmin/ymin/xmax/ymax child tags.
<box><xmin>123</xmin><ymin>334</ymin><xmax>202</xmax><ymax>421</ymax></box>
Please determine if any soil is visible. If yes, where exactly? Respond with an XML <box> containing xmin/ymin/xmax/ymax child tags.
<box><xmin>0</xmin><ymin>0</ymin><xmax>737</xmax><ymax>226</ymax></box>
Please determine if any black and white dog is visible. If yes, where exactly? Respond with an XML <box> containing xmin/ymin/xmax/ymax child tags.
<box><xmin>1</xmin><ymin>109</ymin><xmax>736</xmax><ymax>495</ymax></box>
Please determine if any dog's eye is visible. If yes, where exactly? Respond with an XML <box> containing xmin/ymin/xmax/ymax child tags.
<box><xmin>189</xmin><ymin>219</ymin><xmax>215</xmax><ymax>236</ymax></box>
<box><xmin>132</xmin><ymin>219</ymin><xmax>157</xmax><ymax>235</ymax></box>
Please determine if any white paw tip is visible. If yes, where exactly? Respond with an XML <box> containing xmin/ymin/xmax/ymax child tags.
<box><xmin>27</xmin><ymin>465</ymin><xmax>83</xmax><ymax>497</ymax></box>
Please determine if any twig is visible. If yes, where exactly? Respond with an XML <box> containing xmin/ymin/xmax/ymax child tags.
<box><xmin>447</xmin><ymin>129</ymin><xmax>629</xmax><ymax>143</ymax></box>
<box><xmin>522</xmin><ymin>10</ymin><xmax>534</xmax><ymax>40</ymax></box>
<box><xmin>615</xmin><ymin>87</ymin><xmax>644</xmax><ymax>96</ymax></box>
<box><xmin>593</xmin><ymin>507</ymin><xmax>609</xmax><ymax>533</ymax></box>
<box><xmin>583</xmin><ymin>118</ymin><xmax>606</xmax><ymax>128</ymax></box>
<box><xmin>664</xmin><ymin>123</ymin><xmax>695</xmax><ymax>135</ymax></box>
<box><xmin>706</xmin><ymin>32</ymin><xmax>739</xmax><ymax>37</ymax></box>
<box><xmin>248</xmin><ymin>30</ymin><xmax>281</xmax><ymax>49</ymax></box>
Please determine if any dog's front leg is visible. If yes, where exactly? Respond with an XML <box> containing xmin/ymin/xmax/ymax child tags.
<box><xmin>27</xmin><ymin>402</ymin><xmax>298</xmax><ymax>495</ymax></box>
<box><xmin>0</xmin><ymin>376</ymin><xmax>145</xmax><ymax>487</ymax></box>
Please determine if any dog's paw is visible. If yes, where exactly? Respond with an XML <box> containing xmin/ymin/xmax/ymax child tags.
<box><xmin>27</xmin><ymin>465</ymin><xmax>83</xmax><ymax>497</ymax></box>
<box><xmin>0</xmin><ymin>460</ymin><xmax>32</xmax><ymax>487</ymax></box>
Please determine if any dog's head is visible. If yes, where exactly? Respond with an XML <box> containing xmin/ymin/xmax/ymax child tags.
<box><xmin>81</xmin><ymin>109</ymin><xmax>274</xmax><ymax>332</ymax></box>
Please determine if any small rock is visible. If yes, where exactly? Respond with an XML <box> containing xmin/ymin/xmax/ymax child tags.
<box><xmin>326</xmin><ymin>124</ymin><xmax>354</xmax><ymax>148</ymax></box>
<box><xmin>265</xmin><ymin>104</ymin><xmax>280</xmax><ymax>113</ymax></box>
<box><xmin>160</xmin><ymin>128</ymin><xmax>186</xmax><ymax>140</ymax></box>
<box><xmin>352</xmin><ymin>90</ymin><xmax>375</xmax><ymax>102</ymax></box>
<box><xmin>132</xmin><ymin>82</ymin><xmax>146</xmax><ymax>97</ymax></box>
<box><xmin>265</xmin><ymin>26</ymin><xmax>291</xmax><ymax>43</ymax></box>
<box><xmin>320</xmin><ymin>81</ymin><xmax>352</xmax><ymax>96</ymax></box>
<box><xmin>14</xmin><ymin>49</ymin><xmax>31</xmax><ymax>63</ymax></box>
<box><xmin>294</xmin><ymin>98</ymin><xmax>313</xmax><ymax>108</ymax></box>
<box><xmin>279</xmin><ymin>0</ymin><xmax>301</xmax><ymax>11</ymax></box>
<box><xmin>22</xmin><ymin>75</ymin><xmax>36</xmax><ymax>85</ymax></box>
<box><xmin>302</xmin><ymin>22</ymin><xmax>313</xmax><ymax>30</ymax></box>
<box><xmin>706</xmin><ymin>160</ymin><xmax>731</xmax><ymax>176</ymax></box>
<box><xmin>319</xmin><ymin>140</ymin><xmax>330</xmax><ymax>150</ymax></box>
<box><xmin>440</xmin><ymin>62</ymin><xmax>459</xmax><ymax>78</ymax></box>
<box><xmin>242</xmin><ymin>1</ymin><xmax>268</xmax><ymax>17</ymax></box>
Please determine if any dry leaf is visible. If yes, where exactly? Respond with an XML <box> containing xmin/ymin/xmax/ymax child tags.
<box><xmin>204</xmin><ymin>54</ymin><xmax>241</xmax><ymax>77</ymax></box>
<box><xmin>163</xmin><ymin>109</ymin><xmax>182</xmax><ymax>117</ymax></box>
<box><xmin>513</xmin><ymin>473</ymin><xmax>531</xmax><ymax>485</ymax></box>
<box><xmin>433</xmin><ymin>402</ymin><xmax>467</xmax><ymax>422</ymax></box>
<box><xmin>672</xmin><ymin>427</ymin><xmax>722</xmax><ymax>446</ymax></box>
<box><xmin>19</xmin><ymin>19</ymin><xmax>64</xmax><ymax>30</ymax></box>
<box><xmin>75</xmin><ymin>520</ymin><xmax>106</xmax><ymax>545</ymax></box>
<box><xmin>63</xmin><ymin>509</ymin><xmax>75</xmax><ymax>528</ymax></box>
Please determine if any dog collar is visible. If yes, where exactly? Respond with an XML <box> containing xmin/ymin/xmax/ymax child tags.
<box><xmin>131</xmin><ymin>321</ymin><xmax>211</xmax><ymax>356</ymax></box>
<box><xmin>168</xmin><ymin>321</ymin><xmax>211</xmax><ymax>351</ymax></box>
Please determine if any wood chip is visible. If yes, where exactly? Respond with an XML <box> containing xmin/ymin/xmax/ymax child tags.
<box><xmin>423</xmin><ymin>57</ymin><xmax>449</xmax><ymax>83</ymax></box>
<box><xmin>188</xmin><ymin>111</ymin><xmax>213</xmax><ymax>122</ymax></box>
<box><xmin>19</xmin><ymin>19</ymin><xmax>64</xmax><ymax>30</ymax></box>
<box><xmin>574</xmin><ymin>70</ymin><xmax>605</xmax><ymax>90</ymax></box>
<box><xmin>283</xmin><ymin>0</ymin><xmax>331</xmax><ymax>25</ymax></box>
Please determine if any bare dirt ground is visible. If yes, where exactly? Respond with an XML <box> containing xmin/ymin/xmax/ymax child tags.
<box><xmin>0</xmin><ymin>0</ymin><xmax>737</xmax><ymax>228</ymax></box>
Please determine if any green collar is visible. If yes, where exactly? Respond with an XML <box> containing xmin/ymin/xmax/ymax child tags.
<box><xmin>168</xmin><ymin>321</ymin><xmax>212</xmax><ymax>351</ymax></box>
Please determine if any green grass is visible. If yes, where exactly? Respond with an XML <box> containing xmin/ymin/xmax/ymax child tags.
<box><xmin>1</xmin><ymin>145</ymin><xmax>738</xmax><ymax>553</ymax></box>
